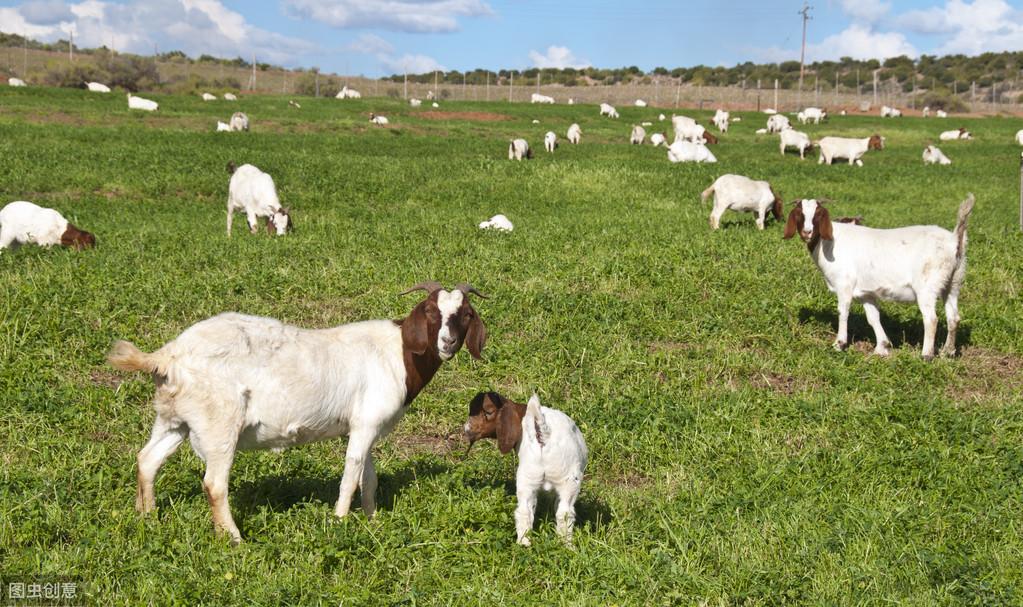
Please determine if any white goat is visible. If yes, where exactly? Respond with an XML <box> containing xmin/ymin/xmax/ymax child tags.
<box><xmin>763</xmin><ymin>108</ymin><xmax>777</xmax><ymax>115</ymax></box>
<box><xmin>225</xmin><ymin>163</ymin><xmax>291</xmax><ymax>236</ymax></box>
<box><xmin>567</xmin><ymin>124</ymin><xmax>581</xmax><ymax>145</ymax></box>
<box><xmin>936</xmin><ymin>110</ymin><xmax>948</xmax><ymax>118</ymax></box>
<box><xmin>201</xmin><ymin>92</ymin><xmax>217</xmax><ymax>101</ymax></box>
<box><xmin>797</xmin><ymin>111</ymin><xmax>808</xmax><ymax>124</ymax></box>
<box><xmin>630</xmin><ymin>125</ymin><xmax>646</xmax><ymax>145</ymax></box>
<box><xmin>802</xmin><ymin>107</ymin><xmax>826</xmax><ymax>123</ymax></box>
<box><xmin>701</xmin><ymin>174</ymin><xmax>782</xmax><ymax>230</ymax></box>
<box><xmin>766</xmin><ymin>114</ymin><xmax>790</xmax><ymax>133</ymax></box>
<box><xmin>370</xmin><ymin>113</ymin><xmax>389</xmax><ymax>125</ymax></box>
<box><xmin>667</xmin><ymin>140</ymin><xmax>717</xmax><ymax>163</ymax></box>
<box><xmin>713</xmin><ymin>109</ymin><xmax>729</xmax><ymax>132</ymax></box>
<box><xmin>634</xmin><ymin>99</ymin><xmax>647</xmax><ymax>107</ymax></box>
<box><xmin>1016</xmin><ymin>129</ymin><xmax>1023</xmax><ymax>145</ymax></box>
<box><xmin>817</xmin><ymin>135</ymin><xmax>884</xmax><ymax>166</ymax></box>
<box><xmin>464</xmin><ymin>392</ymin><xmax>587</xmax><ymax>546</ymax></box>
<box><xmin>508</xmin><ymin>138</ymin><xmax>532</xmax><ymax>160</ymax></box>
<box><xmin>544</xmin><ymin>131</ymin><xmax>558</xmax><ymax>153</ymax></box>
<box><xmin>479</xmin><ymin>214</ymin><xmax>514</xmax><ymax>231</ymax></box>
<box><xmin>229</xmin><ymin>112</ymin><xmax>249</xmax><ymax>132</ymax></box>
<box><xmin>127</xmin><ymin>93</ymin><xmax>158</xmax><ymax>111</ymax></box>
<box><xmin>881</xmin><ymin>105</ymin><xmax>902</xmax><ymax>117</ymax></box>
<box><xmin>409</xmin><ymin>98</ymin><xmax>422</xmax><ymax>107</ymax></box>
<box><xmin>336</xmin><ymin>85</ymin><xmax>361</xmax><ymax>99</ymax></box>
<box><xmin>649</xmin><ymin>133</ymin><xmax>667</xmax><ymax>147</ymax></box>
<box><xmin>223</xmin><ymin>93</ymin><xmax>238</xmax><ymax>101</ymax></box>
<box><xmin>755</xmin><ymin>128</ymin><xmax>769</xmax><ymax>135</ymax></box>
<box><xmin>530</xmin><ymin>93</ymin><xmax>555</xmax><ymax>104</ymax></box>
<box><xmin>674</xmin><ymin>122</ymin><xmax>718</xmax><ymax>145</ymax></box>
<box><xmin>8</xmin><ymin>77</ymin><xmax>26</xmax><ymax>87</ymax></box>
<box><xmin>0</xmin><ymin>200</ymin><xmax>96</xmax><ymax>252</ymax></box>
<box><xmin>779</xmin><ymin>127</ymin><xmax>813</xmax><ymax>159</ymax></box>
<box><xmin>432</xmin><ymin>102</ymin><xmax>439</xmax><ymax>108</ymax></box>
<box><xmin>784</xmin><ymin>195</ymin><xmax>974</xmax><ymax>359</ymax></box>
<box><xmin>599</xmin><ymin>103</ymin><xmax>619</xmax><ymax>118</ymax></box>
<box><xmin>216</xmin><ymin>121</ymin><xmax>231</xmax><ymax>132</ymax></box>
<box><xmin>659</xmin><ymin>113</ymin><xmax>666</xmax><ymax>121</ymax></box>
<box><xmin>939</xmin><ymin>128</ymin><xmax>972</xmax><ymax>141</ymax></box>
<box><xmin>922</xmin><ymin>106</ymin><xmax>931</xmax><ymax>118</ymax></box>
<box><xmin>109</xmin><ymin>282</ymin><xmax>487</xmax><ymax>544</ymax></box>
<box><xmin>86</xmin><ymin>81</ymin><xmax>110</xmax><ymax>93</ymax></box>
<box><xmin>922</xmin><ymin>145</ymin><xmax>951</xmax><ymax>165</ymax></box>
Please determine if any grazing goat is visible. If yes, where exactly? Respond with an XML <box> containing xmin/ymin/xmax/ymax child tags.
<box><xmin>650</xmin><ymin>133</ymin><xmax>667</xmax><ymax>147</ymax></box>
<box><xmin>567</xmin><ymin>124</ymin><xmax>581</xmax><ymax>145</ymax></box>
<box><xmin>817</xmin><ymin>135</ymin><xmax>884</xmax><ymax>166</ymax></box>
<box><xmin>667</xmin><ymin>140</ymin><xmax>717</xmax><ymax>163</ymax></box>
<box><xmin>599</xmin><ymin>103</ymin><xmax>619</xmax><ymax>118</ymax></box>
<box><xmin>409</xmin><ymin>98</ymin><xmax>422</xmax><ymax>107</ymax></box>
<box><xmin>201</xmin><ymin>93</ymin><xmax>217</xmax><ymax>101</ymax></box>
<box><xmin>779</xmin><ymin>128</ymin><xmax>813</xmax><ymax>159</ymax></box>
<box><xmin>923</xmin><ymin>144</ymin><xmax>951</xmax><ymax>165</ymax></box>
<box><xmin>479</xmin><ymin>214</ymin><xmax>514</xmax><ymax>231</ymax></box>
<box><xmin>370</xmin><ymin>113</ymin><xmax>389</xmax><ymax>125</ymax></box>
<box><xmin>634</xmin><ymin>99</ymin><xmax>647</xmax><ymax>107</ymax></box>
<box><xmin>766</xmin><ymin>114</ymin><xmax>790</xmax><ymax>133</ymax></box>
<box><xmin>464</xmin><ymin>392</ymin><xmax>587</xmax><ymax>546</ymax></box>
<box><xmin>630</xmin><ymin>125</ymin><xmax>646</xmax><ymax>145</ymax></box>
<box><xmin>783</xmin><ymin>195</ymin><xmax>974</xmax><ymax>359</ymax></box>
<box><xmin>509</xmin><ymin>139</ymin><xmax>532</xmax><ymax>160</ymax></box>
<box><xmin>713</xmin><ymin>109</ymin><xmax>729</xmax><ymax>133</ymax></box>
<box><xmin>673</xmin><ymin>119</ymin><xmax>718</xmax><ymax>145</ymax></box>
<box><xmin>86</xmin><ymin>82</ymin><xmax>110</xmax><ymax>93</ymax></box>
<box><xmin>223</xmin><ymin>93</ymin><xmax>238</xmax><ymax>101</ymax></box>
<box><xmin>1016</xmin><ymin>129</ymin><xmax>1023</xmax><ymax>145</ymax></box>
<box><xmin>701</xmin><ymin>174</ymin><xmax>782</xmax><ymax>230</ymax></box>
<box><xmin>225</xmin><ymin>163</ymin><xmax>292</xmax><ymax>236</ymax></box>
<box><xmin>936</xmin><ymin>110</ymin><xmax>948</xmax><ymax>118</ymax></box>
<box><xmin>544</xmin><ymin>131</ymin><xmax>558</xmax><ymax>153</ymax></box>
<box><xmin>127</xmin><ymin>93</ymin><xmax>158</xmax><ymax>111</ymax></box>
<box><xmin>801</xmin><ymin>107</ymin><xmax>826</xmax><ymax>124</ymax></box>
<box><xmin>8</xmin><ymin>77</ymin><xmax>26</xmax><ymax>87</ymax></box>
<box><xmin>229</xmin><ymin>112</ymin><xmax>249</xmax><ymax>132</ymax></box>
<box><xmin>109</xmin><ymin>282</ymin><xmax>488</xmax><ymax>544</ymax></box>
<box><xmin>0</xmin><ymin>201</ymin><xmax>96</xmax><ymax>253</ymax></box>
<box><xmin>880</xmin><ymin>105</ymin><xmax>902</xmax><ymax>117</ymax></box>
<box><xmin>336</xmin><ymin>86</ymin><xmax>361</xmax><ymax>99</ymax></box>
<box><xmin>939</xmin><ymin>127</ymin><xmax>971</xmax><ymax>141</ymax></box>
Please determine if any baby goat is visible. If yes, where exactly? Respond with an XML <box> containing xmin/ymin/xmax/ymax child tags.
<box><xmin>784</xmin><ymin>195</ymin><xmax>974</xmax><ymax>359</ymax></box>
<box><xmin>0</xmin><ymin>201</ymin><xmax>96</xmax><ymax>252</ymax></box>
<box><xmin>226</xmin><ymin>162</ymin><xmax>292</xmax><ymax>236</ymax></box>
<box><xmin>109</xmin><ymin>282</ymin><xmax>488</xmax><ymax>544</ymax></box>
<box><xmin>464</xmin><ymin>392</ymin><xmax>587</xmax><ymax>546</ymax></box>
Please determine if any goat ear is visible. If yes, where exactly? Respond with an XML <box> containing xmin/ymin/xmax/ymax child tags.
<box><xmin>497</xmin><ymin>404</ymin><xmax>522</xmax><ymax>454</ymax></box>
<box><xmin>817</xmin><ymin>206</ymin><xmax>834</xmax><ymax>240</ymax></box>
<box><xmin>783</xmin><ymin>207</ymin><xmax>800</xmax><ymax>240</ymax></box>
<box><xmin>465</xmin><ymin>308</ymin><xmax>487</xmax><ymax>359</ymax></box>
<box><xmin>401</xmin><ymin>303</ymin><xmax>430</xmax><ymax>355</ymax></box>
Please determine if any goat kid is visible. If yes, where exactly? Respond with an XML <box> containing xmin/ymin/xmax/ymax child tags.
<box><xmin>226</xmin><ymin>162</ymin><xmax>292</xmax><ymax>236</ymax></box>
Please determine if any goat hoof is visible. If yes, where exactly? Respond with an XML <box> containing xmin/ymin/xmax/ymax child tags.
<box><xmin>517</xmin><ymin>536</ymin><xmax>531</xmax><ymax>547</ymax></box>
<box><xmin>939</xmin><ymin>347</ymin><xmax>957</xmax><ymax>358</ymax></box>
<box><xmin>921</xmin><ymin>353</ymin><xmax>935</xmax><ymax>362</ymax></box>
<box><xmin>832</xmin><ymin>340</ymin><xmax>848</xmax><ymax>352</ymax></box>
<box><xmin>873</xmin><ymin>347</ymin><xmax>890</xmax><ymax>357</ymax></box>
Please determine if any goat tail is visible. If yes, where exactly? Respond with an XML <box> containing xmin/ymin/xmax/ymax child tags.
<box><xmin>700</xmin><ymin>182</ymin><xmax>715</xmax><ymax>203</ymax></box>
<box><xmin>954</xmin><ymin>193</ymin><xmax>975</xmax><ymax>262</ymax></box>
<box><xmin>226</xmin><ymin>161</ymin><xmax>236</xmax><ymax>175</ymax></box>
<box><xmin>108</xmin><ymin>340</ymin><xmax>164</xmax><ymax>375</ymax></box>
<box><xmin>526</xmin><ymin>393</ymin><xmax>551</xmax><ymax>447</ymax></box>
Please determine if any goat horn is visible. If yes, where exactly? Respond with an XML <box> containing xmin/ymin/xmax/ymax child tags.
<box><xmin>399</xmin><ymin>281</ymin><xmax>443</xmax><ymax>296</ymax></box>
<box><xmin>455</xmin><ymin>283</ymin><xmax>489</xmax><ymax>299</ymax></box>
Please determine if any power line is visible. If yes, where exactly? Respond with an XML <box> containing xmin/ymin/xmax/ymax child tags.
<box><xmin>797</xmin><ymin>1</ymin><xmax>813</xmax><ymax>109</ymax></box>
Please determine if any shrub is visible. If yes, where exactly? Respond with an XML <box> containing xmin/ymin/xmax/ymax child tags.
<box><xmin>44</xmin><ymin>64</ymin><xmax>107</xmax><ymax>89</ymax></box>
<box><xmin>921</xmin><ymin>90</ymin><xmax>968</xmax><ymax>112</ymax></box>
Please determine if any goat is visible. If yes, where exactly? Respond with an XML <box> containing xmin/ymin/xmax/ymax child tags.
<box><xmin>667</xmin><ymin>140</ymin><xmax>717</xmax><ymax>163</ymax></box>
<box><xmin>86</xmin><ymin>81</ymin><xmax>110</xmax><ymax>93</ymax></box>
<box><xmin>567</xmin><ymin>124</ymin><xmax>581</xmax><ymax>145</ymax></box>
<box><xmin>779</xmin><ymin>127</ymin><xmax>813</xmax><ymax>159</ymax></box>
<box><xmin>544</xmin><ymin>131</ymin><xmax>558</xmax><ymax>153</ymax></box>
<box><xmin>216</xmin><ymin>121</ymin><xmax>231</xmax><ymax>132</ymax></box>
<box><xmin>673</xmin><ymin>120</ymin><xmax>718</xmax><ymax>145</ymax></box>
<box><xmin>479</xmin><ymin>214</ymin><xmax>513</xmax><ymax>231</ymax></box>
<box><xmin>225</xmin><ymin>162</ymin><xmax>292</xmax><ymax>236</ymax></box>
<box><xmin>634</xmin><ymin>99</ymin><xmax>647</xmax><ymax>107</ymax></box>
<box><xmin>797</xmin><ymin>111</ymin><xmax>808</xmax><ymax>124</ymax></box>
<box><xmin>530</xmin><ymin>93</ymin><xmax>555</xmax><ymax>104</ymax></box>
<box><xmin>802</xmin><ymin>107</ymin><xmax>826</xmax><ymax>124</ymax></box>
<box><xmin>649</xmin><ymin>133</ymin><xmax>667</xmax><ymax>147</ymax></box>
<box><xmin>432</xmin><ymin>102</ymin><xmax>439</xmax><ymax>108</ymax></box>
<box><xmin>1016</xmin><ymin>129</ymin><xmax>1023</xmax><ymax>145</ymax></box>
<box><xmin>630</xmin><ymin>125</ymin><xmax>646</xmax><ymax>145</ymax></box>
<box><xmin>659</xmin><ymin>113</ymin><xmax>666</xmax><ymax>121</ymax></box>
<box><xmin>223</xmin><ymin>93</ymin><xmax>238</xmax><ymax>101</ymax></box>
<box><xmin>766</xmin><ymin>114</ymin><xmax>790</xmax><ymax>133</ymax></box>
<box><xmin>939</xmin><ymin>127</ymin><xmax>972</xmax><ymax>141</ymax></box>
<box><xmin>464</xmin><ymin>392</ymin><xmax>586</xmax><ymax>546</ymax></box>
<box><xmin>201</xmin><ymin>92</ymin><xmax>217</xmax><ymax>101</ymax></box>
<box><xmin>0</xmin><ymin>200</ymin><xmax>96</xmax><ymax>253</ymax></box>
<box><xmin>817</xmin><ymin>135</ymin><xmax>884</xmax><ymax>166</ymax></box>
<box><xmin>881</xmin><ymin>105</ymin><xmax>902</xmax><ymax>117</ymax></box>
<box><xmin>923</xmin><ymin>144</ymin><xmax>951</xmax><ymax>165</ymax></box>
<box><xmin>922</xmin><ymin>106</ymin><xmax>931</xmax><ymax>118</ymax></box>
<box><xmin>783</xmin><ymin>195</ymin><xmax>974</xmax><ymax>359</ymax></box>
<box><xmin>409</xmin><ymin>98</ymin><xmax>422</xmax><ymax>107</ymax></box>
<box><xmin>702</xmin><ymin>174</ymin><xmax>782</xmax><ymax>230</ymax></box>
<box><xmin>8</xmin><ymin>77</ymin><xmax>26</xmax><ymax>87</ymax></box>
<box><xmin>336</xmin><ymin>85</ymin><xmax>361</xmax><ymax>99</ymax></box>
<box><xmin>712</xmin><ymin>109</ymin><xmax>729</xmax><ymax>133</ymax></box>
<box><xmin>509</xmin><ymin>138</ymin><xmax>532</xmax><ymax>160</ymax></box>
<box><xmin>936</xmin><ymin>110</ymin><xmax>948</xmax><ymax>118</ymax></box>
<box><xmin>599</xmin><ymin>103</ymin><xmax>619</xmax><ymax>118</ymax></box>
<box><xmin>289</xmin><ymin>100</ymin><xmax>302</xmax><ymax>109</ymax></box>
<box><xmin>229</xmin><ymin>112</ymin><xmax>249</xmax><ymax>132</ymax></box>
<box><xmin>370</xmin><ymin>113</ymin><xmax>389</xmax><ymax>125</ymax></box>
<box><xmin>109</xmin><ymin>282</ymin><xmax>488</xmax><ymax>544</ymax></box>
<box><xmin>127</xmin><ymin>93</ymin><xmax>158</xmax><ymax>111</ymax></box>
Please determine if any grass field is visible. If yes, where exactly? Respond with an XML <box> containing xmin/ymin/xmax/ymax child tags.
<box><xmin>2</xmin><ymin>86</ymin><xmax>1023</xmax><ymax>605</ymax></box>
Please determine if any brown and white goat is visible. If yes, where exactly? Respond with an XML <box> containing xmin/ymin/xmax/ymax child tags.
<box><xmin>0</xmin><ymin>201</ymin><xmax>96</xmax><ymax>252</ymax></box>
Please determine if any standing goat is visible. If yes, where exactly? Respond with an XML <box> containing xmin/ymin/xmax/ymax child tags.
<box><xmin>109</xmin><ymin>282</ymin><xmax>488</xmax><ymax>544</ymax></box>
<box><xmin>817</xmin><ymin>135</ymin><xmax>884</xmax><ymax>166</ymax></box>
<box><xmin>599</xmin><ymin>103</ymin><xmax>619</xmax><ymax>118</ymax></box>
<box><xmin>544</xmin><ymin>131</ymin><xmax>558</xmax><ymax>153</ymax></box>
<box><xmin>567</xmin><ymin>124</ymin><xmax>582</xmax><ymax>144</ymax></box>
<box><xmin>779</xmin><ymin>128</ymin><xmax>813</xmax><ymax>159</ymax></box>
<box><xmin>464</xmin><ymin>392</ymin><xmax>587</xmax><ymax>546</ymax></box>
<box><xmin>701</xmin><ymin>174</ymin><xmax>782</xmax><ymax>230</ymax></box>
<box><xmin>630</xmin><ymin>125</ymin><xmax>646</xmax><ymax>145</ymax></box>
<box><xmin>509</xmin><ymin>139</ymin><xmax>532</xmax><ymax>160</ymax></box>
<box><xmin>225</xmin><ymin>163</ymin><xmax>292</xmax><ymax>236</ymax></box>
<box><xmin>783</xmin><ymin>195</ymin><xmax>974</xmax><ymax>359</ymax></box>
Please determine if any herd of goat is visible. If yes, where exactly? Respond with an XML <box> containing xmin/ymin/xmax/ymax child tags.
<box><xmin>0</xmin><ymin>82</ymin><xmax>1012</xmax><ymax>546</ymax></box>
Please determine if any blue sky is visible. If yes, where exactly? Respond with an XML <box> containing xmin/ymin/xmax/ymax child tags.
<box><xmin>2</xmin><ymin>0</ymin><xmax>1022</xmax><ymax>76</ymax></box>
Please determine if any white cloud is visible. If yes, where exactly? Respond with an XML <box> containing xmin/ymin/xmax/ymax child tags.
<box><xmin>840</xmin><ymin>0</ymin><xmax>891</xmax><ymax>23</ymax></box>
<box><xmin>1</xmin><ymin>0</ymin><xmax>313</xmax><ymax>64</ymax></box>
<box><xmin>348</xmin><ymin>33</ymin><xmax>394</xmax><ymax>55</ymax></box>
<box><xmin>897</xmin><ymin>0</ymin><xmax>1023</xmax><ymax>55</ymax></box>
<box><xmin>379</xmin><ymin>53</ymin><xmax>445</xmax><ymax>74</ymax></box>
<box><xmin>283</xmin><ymin>0</ymin><xmax>492</xmax><ymax>33</ymax></box>
<box><xmin>528</xmin><ymin>45</ymin><xmax>589</xmax><ymax>69</ymax></box>
<box><xmin>753</xmin><ymin>23</ymin><xmax>916</xmax><ymax>62</ymax></box>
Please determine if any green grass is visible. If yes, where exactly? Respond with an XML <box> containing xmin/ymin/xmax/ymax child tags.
<box><xmin>2</xmin><ymin>86</ymin><xmax>1022</xmax><ymax>606</ymax></box>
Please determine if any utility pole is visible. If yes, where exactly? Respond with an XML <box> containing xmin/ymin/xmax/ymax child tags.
<box><xmin>68</xmin><ymin>30</ymin><xmax>73</xmax><ymax>63</ymax></box>
<box><xmin>403</xmin><ymin>69</ymin><xmax>407</xmax><ymax>99</ymax></box>
<box><xmin>509</xmin><ymin>71</ymin><xmax>513</xmax><ymax>102</ymax></box>
<box><xmin>250</xmin><ymin>52</ymin><xmax>256</xmax><ymax>91</ymax></box>
<box><xmin>797</xmin><ymin>2</ymin><xmax>813</xmax><ymax>110</ymax></box>
<box><xmin>486</xmin><ymin>71</ymin><xmax>489</xmax><ymax>101</ymax></box>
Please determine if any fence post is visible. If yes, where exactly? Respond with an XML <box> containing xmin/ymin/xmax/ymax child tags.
<box><xmin>774</xmin><ymin>79</ymin><xmax>778</xmax><ymax>111</ymax></box>
<box><xmin>1019</xmin><ymin>152</ymin><xmax>1023</xmax><ymax>232</ymax></box>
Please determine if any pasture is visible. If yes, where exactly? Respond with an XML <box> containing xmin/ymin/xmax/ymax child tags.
<box><xmin>1</xmin><ymin>87</ymin><xmax>1022</xmax><ymax>605</ymax></box>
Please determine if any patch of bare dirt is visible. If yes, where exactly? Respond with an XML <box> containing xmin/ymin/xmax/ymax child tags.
<box><xmin>391</xmin><ymin>430</ymin><xmax>461</xmax><ymax>457</ymax></box>
<box><xmin>417</xmin><ymin>110</ymin><xmax>511</xmax><ymax>122</ymax></box>
<box><xmin>947</xmin><ymin>346</ymin><xmax>1023</xmax><ymax>405</ymax></box>
<box><xmin>600</xmin><ymin>470</ymin><xmax>654</xmax><ymax>489</ymax></box>
<box><xmin>647</xmin><ymin>341</ymin><xmax>695</xmax><ymax>353</ymax></box>
<box><xmin>89</xmin><ymin>369</ymin><xmax>123</xmax><ymax>389</ymax></box>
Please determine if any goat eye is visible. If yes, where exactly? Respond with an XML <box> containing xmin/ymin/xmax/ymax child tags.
<box><xmin>484</xmin><ymin>409</ymin><xmax>494</xmax><ymax>418</ymax></box>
